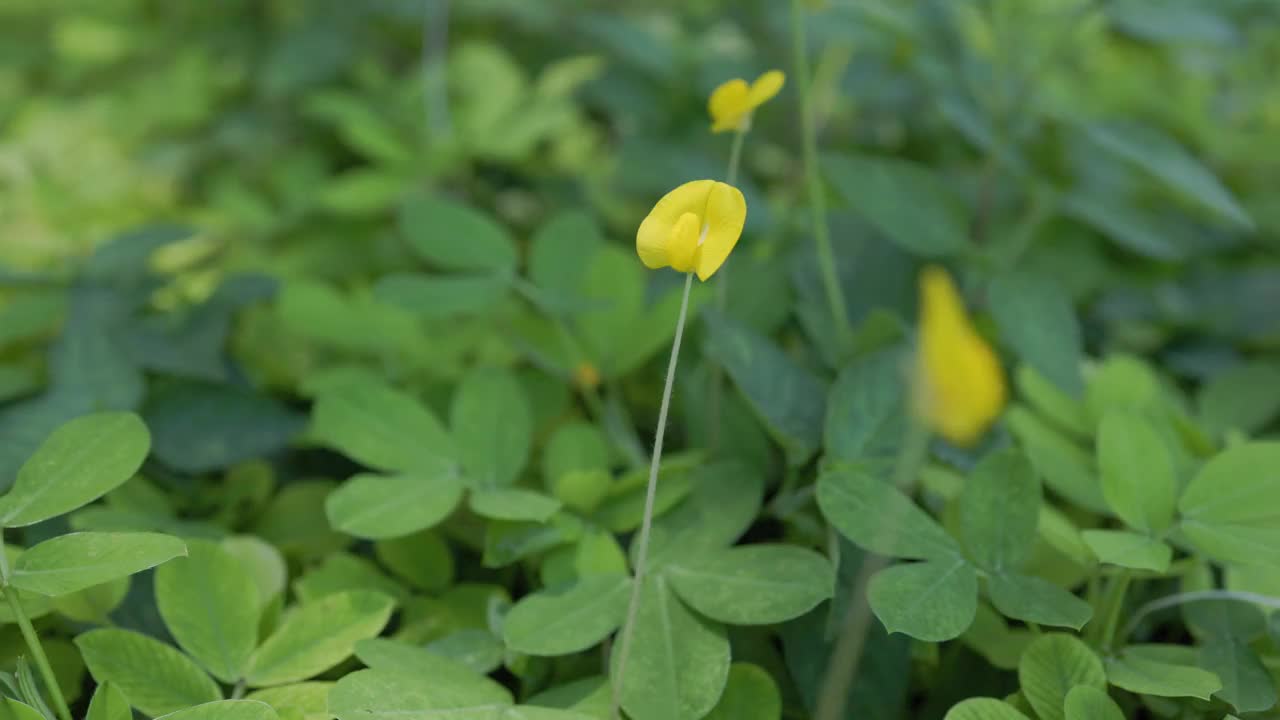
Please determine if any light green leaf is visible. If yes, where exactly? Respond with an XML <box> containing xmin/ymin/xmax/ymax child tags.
<box><xmin>0</xmin><ymin>412</ymin><xmax>150</xmax><ymax>527</ymax></box>
<box><xmin>1179</xmin><ymin>442</ymin><xmax>1280</xmax><ymax>567</ymax></box>
<box><xmin>309</xmin><ymin>379</ymin><xmax>456</xmax><ymax>476</ymax></box>
<box><xmin>704</xmin><ymin>664</ymin><xmax>781</xmax><ymax>720</ymax></box>
<box><xmin>703</xmin><ymin>309</ymin><xmax>826</xmax><ymax>465</ymax></box>
<box><xmin>155</xmin><ymin>539</ymin><xmax>262</xmax><ymax>683</ymax></box>
<box><xmin>85</xmin><ymin>682</ymin><xmax>131</xmax><ymax>720</ymax></box>
<box><xmin>529</xmin><ymin>211</ymin><xmax>602</xmax><ymax>303</ymax></box>
<box><xmin>823</xmin><ymin>154</ymin><xmax>967</xmax><ymax>256</ymax></box>
<box><xmin>960</xmin><ymin>450</ymin><xmax>1041</xmax><ymax>572</ymax></box>
<box><xmin>374</xmin><ymin>273</ymin><xmax>508</xmax><ymax>319</ymax></box>
<box><xmin>666</xmin><ymin>544</ymin><xmax>834</xmax><ymax>625</ymax></box>
<box><xmin>325</xmin><ymin>472</ymin><xmax>463</xmax><ymax>540</ymax></box>
<box><xmin>328</xmin><ymin>668</ymin><xmax>596</xmax><ymax>720</ymax></box>
<box><xmin>818</xmin><ymin>466</ymin><xmax>961</xmax><ymax>561</ymax></box>
<box><xmin>943</xmin><ymin>698</ymin><xmax>1032</xmax><ymax>720</ymax></box>
<box><xmin>451</xmin><ymin>369</ymin><xmax>533</xmax><ymax>487</ymax></box>
<box><xmin>503</xmin><ymin>574</ymin><xmax>630</xmax><ymax>656</ymax></box>
<box><xmin>869</xmin><ymin>560</ymin><xmax>978</xmax><ymax>642</ymax></box>
<box><xmin>376</xmin><ymin>531</ymin><xmax>454</xmax><ymax>592</ymax></box>
<box><xmin>1015</xmin><ymin>366</ymin><xmax>1090</xmax><ymax>437</ymax></box>
<box><xmin>1081</xmin><ymin>530</ymin><xmax>1172</xmax><ymax>573</ymax></box>
<box><xmin>613</xmin><ymin>576</ymin><xmax>731</xmax><ymax>720</ymax></box>
<box><xmin>1197</xmin><ymin>363</ymin><xmax>1280</xmax><ymax>436</ymax></box>
<box><xmin>990</xmin><ymin>273</ymin><xmax>1083</xmax><ymax>396</ymax></box>
<box><xmin>425</xmin><ymin>629</ymin><xmax>503</xmax><ymax>675</ymax></box>
<box><xmin>293</xmin><ymin>553</ymin><xmax>405</xmax><ymax>604</ymax></box>
<box><xmin>400</xmin><ymin>196</ymin><xmax>518</xmax><ymax>272</ymax></box>
<box><xmin>1063</xmin><ymin>686</ymin><xmax>1123</xmax><ymax>720</ymax></box>
<box><xmin>0</xmin><ymin>700</ymin><xmax>49</xmax><ymax>720</ymax></box>
<box><xmin>1199</xmin><ymin>639</ymin><xmax>1277</xmax><ymax>713</ymax></box>
<box><xmin>221</xmin><ymin>535</ymin><xmax>288</xmax><ymax>609</ymax></box>
<box><xmin>356</xmin><ymin>638</ymin><xmax>512</xmax><ymax>706</ymax></box>
<box><xmin>824</xmin><ymin>350</ymin><xmax>909</xmax><ymax>467</ymax></box>
<box><xmin>1006</xmin><ymin>407</ymin><xmax>1108</xmax><ymax>514</ymax></box>
<box><xmin>961</xmin><ymin>604</ymin><xmax>1034</xmax><ymax>671</ymax></box>
<box><xmin>1017</xmin><ymin>634</ymin><xmax>1106</xmax><ymax>720</ymax></box>
<box><xmin>155</xmin><ymin>701</ymin><xmax>280</xmax><ymax>720</ymax></box>
<box><xmin>76</xmin><ymin>628</ymin><xmax>222</xmax><ymax>717</ymax></box>
<box><xmin>246</xmin><ymin>683</ymin><xmax>332</xmax><ymax>720</ymax></box>
<box><xmin>987</xmin><ymin>573</ymin><xmax>1092</xmax><ymax>630</ymax></box>
<box><xmin>11</xmin><ymin>532</ymin><xmax>185</xmax><ymax>597</ymax></box>
<box><xmin>469</xmin><ymin>488</ymin><xmax>562</xmax><ymax>522</ymax></box>
<box><xmin>1106</xmin><ymin>652</ymin><xmax>1222</xmax><ymax>699</ymax></box>
<box><xmin>1097</xmin><ymin>410</ymin><xmax>1176</xmax><ymax>534</ymax></box>
<box><xmin>245</xmin><ymin>590</ymin><xmax>395</xmax><ymax>687</ymax></box>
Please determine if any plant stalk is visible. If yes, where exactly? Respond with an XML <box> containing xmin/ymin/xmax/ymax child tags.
<box><xmin>0</xmin><ymin>585</ymin><xmax>71</xmax><ymax>720</ymax></box>
<box><xmin>610</xmin><ymin>272</ymin><xmax>695</xmax><ymax>719</ymax></box>
<box><xmin>791</xmin><ymin>0</ymin><xmax>850</xmax><ymax>350</ymax></box>
<box><xmin>814</xmin><ymin>420</ymin><xmax>930</xmax><ymax>720</ymax></box>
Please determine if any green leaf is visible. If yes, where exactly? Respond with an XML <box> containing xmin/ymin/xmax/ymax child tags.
<box><xmin>666</xmin><ymin>544</ymin><xmax>834</xmax><ymax>625</ymax></box>
<box><xmin>309</xmin><ymin>379</ymin><xmax>456</xmax><ymax>476</ymax></box>
<box><xmin>1199</xmin><ymin>639</ymin><xmax>1277</xmax><ymax>713</ymax></box>
<box><xmin>77</xmin><ymin>628</ymin><xmax>222</xmax><ymax>717</ymax></box>
<box><xmin>1017</xmin><ymin>634</ymin><xmax>1106</xmax><ymax>720</ymax></box>
<box><xmin>959</xmin><ymin>450</ymin><xmax>1041</xmax><ymax>572</ymax></box>
<box><xmin>328</xmin><ymin>668</ymin><xmax>596</xmax><ymax>720</ymax></box>
<box><xmin>1097</xmin><ymin>410</ymin><xmax>1176</xmax><ymax>534</ymax></box>
<box><xmin>155</xmin><ymin>539</ymin><xmax>262</xmax><ymax>683</ymax></box>
<box><xmin>1063</xmin><ymin>686</ymin><xmax>1123</xmax><ymax>720</ymax></box>
<box><xmin>986</xmin><ymin>573</ymin><xmax>1092</xmax><ymax>630</ymax></box>
<box><xmin>376</xmin><ymin>531</ymin><xmax>454</xmax><ymax>592</ymax></box>
<box><xmin>1106</xmin><ymin>652</ymin><xmax>1222</xmax><ymax>699</ymax></box>
<box><xmin>1081</xmin><ymin>530</ymin><xmax>1172</xmax><ymax>573</ymax></box>
<box><xmin>11</xmin><ymin>532</ymin><xmax>185</xmax><ymax>597</ymax></box>
<box><xmin>989</xmin><ymin>273</ymin><xmax>1083</xmax><ymax>396</ymax></box>
<box><xmin>399</xmin><ymin>196</ymin><xmax>518</xmax><ymax>272</ymax></box>
<box><xmin>373</xmin><ymin>273</ymin><xmax>509</xmax><ymax>319</ymax></box>
<box><xmin>356</xmin><ymin>638</ymin><xmax>512</xmax><ymax>706</ymax></box>
<box><xmin>1080</xmin><ymin>121</ymin><xmax>1252</xmax><ymax>228</ymax></box>
<box><xmin>818</xmin><ymin>466</ymin><xmax>961</xmax><ymax>561</ymax></box>
<box><xmin>644</xmin><ymin>461</ymin><xmax>764</xmax><ymax>569</ymax></box>
<box><xmin>245</xmin><ymin>590</ymin><xmax>395</xmax><ymax>687</ymax></box>
<box><xmin>1179</xmin><ymin>442</ymin><xmax>1280</xmax><ymax>567</ymax></box>
<box><xmin>469</xmin><ymin>488</ymin><xmax>562</xmax><ymax>522</ymax></box>
<box><xmin>294</xmin><ymin>553</ymin><xmax>406</xmax><ymax>604</ymax></box>
<box><xmin>529</xmin><ymin>210</ymin><xmax>602</xmax><ymax>304</ymax></box>
<box><xmin>613</xmin><ymin>576</ymin><xmax>731</xmax><ymax>720</ymax></box>
<box><xmin>823</xmin><ymin>154</ymin><xmax>967</xmax><ymax>256</ymax></box>
<box><xmin>503</xmin><ymin>574</ymin><xmax>630</xmax><ymax>656</ymax></box>
<box><xmin>154</xmin><ymin>701</ymin><xmax>280</xmax><ymax>720</ymax></box>
<box><xmin>824</xmin><ymin>350</ymin><xmax>909</xmax><ymax>467</ymax></box>
<box><xmin>1197</xmin><ymin>363</ymin><xmax>1280</xmax><ymax>436</ymax></box>
<box><xmin>943</xmin><ymin>698</ymin><xmax>1032</xmax><ymax>720</ymax></box>
<box><xmin>704</xmin><ymin>664</ymin><xmax>781</xmax><ymax>720</ymax></box>
<box><xmin>1015</xmin><ymin>366</ymin><xmax>1090</xmax><ymax>437</ymax></box>
<box><xmin>0</xmin><ymin>700</ymin><xmax>51</xmax><ymax>720</ymax></box>
<box><xmin>0</xmin><ymin>412</ymin><xmax>150</xmax><ymax>527</ymax></box>
<box><xmin>85</xmin><ymin>682</ymin><xmax>131</xmax><ymax>720</ymax></box>
<box><xmin>703</xmin><ymin>309</ymin><xmax>826</xmax><ymax>465</ymax></box>
<box><xmin>325</xmin><ymin>472</ymin><xmax>464</xmax><ymax>540</ymax></box>
<box><xmin>425</xmin><ymin>629</ymin><xmax>503</xmax><ymax>675</ymax></box>
<box><xmin>145</xmin><ymin>382</ymin><xmax>304</xmax><ymax>474</ymax></box>
<box><xmin>246</xmin><ymin>683</ymin><xmax>332</xmax><ymax>720</ymax></box>
<box><xmin>1183</xmin><ymin>598</ymin><xmax>1267</xmax><ymax>642</ymax></box>
<box><xmin>451</xmin><ymin>369</ymin><xmax>533</xmax><ymax>487</ymax></box>
<box><xmin>1006</xmin><ymin>407</ymin><xmax>1108</xmax><ymax>514</ymax></box>
<box><xmin>869</xmin><ymin>559</ymin><xmax>978</xmax><ymax>642</ymax></box>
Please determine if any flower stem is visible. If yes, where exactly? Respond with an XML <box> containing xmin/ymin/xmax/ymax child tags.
<box><xmin>814</xmin><ymin>420</ymin><xmax>930</xmax><ymax>720</ymax></box>
<box><xmin>1097</xmin><ymin>570</ymin><xmax>1133</xmax><ymax>653</ymax></box>
<box><xmin>610</xmin><ymin>272</ymin><xmax>695</xmax><ymax>720</ymax></box>
<box><xmin>707</xmin><ymin>126</ymin><xmax>749</xmax><ymax>453</ymax></box>
<box><xmin>0</xmin><ymin>542</ymin><xmax>72</xmax><ymax>720</ymax></box>
<box><xmin>791</xmin><ymin>0</ymin><xmax>850</xmax><ymax>351</ymax></box>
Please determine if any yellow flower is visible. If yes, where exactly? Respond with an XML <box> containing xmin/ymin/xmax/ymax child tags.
<box><xmin>914</xmin><ymin>266</ymin><xmax>1007</xmax><ymax>446</ymax></box>
<box><xmin>636</xmin><ymin>180</ymin><xmax>747</xmax><ymax>281</ymax></box>
<box><xmin>708</xmin><ymin>70</ymin><xmax>785</xmax><ymax>133</ymax></box>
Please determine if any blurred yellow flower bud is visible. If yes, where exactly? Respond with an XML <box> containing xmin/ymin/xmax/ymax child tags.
<box><xmin>636</xmin><ymin>180</ymin><xmax>747</xmax><ymax>281</ymax></box>
<box><xmin>573</xmin><ymin>361</ymin><xmax>601</xmax><ymax>390</ymax></box>
<box><xmin>913</xmin><ymin>266</ymin><xmax>1006</xmax><ymax>446</ymax></box>
<box><xmin>708</xmin><ymin>70</ymin><xmax>786</xmax><ymax>133</ymax></box>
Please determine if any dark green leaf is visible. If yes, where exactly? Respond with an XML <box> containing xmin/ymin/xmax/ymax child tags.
<box><xmin>989</xmin><ymin>272</ymin><xmax>1083</xmax><ymax>396</ymax></box>
<box><xmin>400</xmin><ymin>196</ymin><xmax>518</xmax><ymax>272</ymax></box>
<box><xmin>869</xmin><ymin>559</ymin><xmax>978</xmax><ymax>642</ymax></box>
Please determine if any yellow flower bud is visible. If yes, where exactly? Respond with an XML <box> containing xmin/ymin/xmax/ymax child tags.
<box><xmin>708</xmin><ymin>70</ymin><xmax>786</xmax><ymax>133</ymax></box>
<box><xmin>636</xmin><ymin>180</ymin><xmax>747</xmax><ymax>281</ymax></box>
<box><xmin>914</xmin><ymin>266</ymin><xmax>1007</xmax><ymax>446</ymax></box>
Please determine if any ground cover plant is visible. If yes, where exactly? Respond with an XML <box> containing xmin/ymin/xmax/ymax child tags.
<box><xmin>2</xmin><ymin>1</ymin><xmax>1280</xmax><ymax>719</ymax></box>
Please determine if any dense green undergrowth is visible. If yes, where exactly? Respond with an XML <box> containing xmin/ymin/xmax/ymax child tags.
<box><xmin>2</xmin><ymin>1</ymin><xmax>1280</xmax><ymax>719</ymax></box>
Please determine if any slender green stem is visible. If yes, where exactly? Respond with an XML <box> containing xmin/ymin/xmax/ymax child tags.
<box><xmin>3</xmin><ymin>591</ymin><xmax>71</xmax><ymax>720</ymax></box>
<box><xmin>791</xmin><ymin>0</ymin><xmax>850</xmax><ymax>350</ymax></box>
<box><xmin>707</xmin><ymin>125</ymin><xmax>749</xmax><ymax>453</ymax></box>
<box><xmin>1120</xmin><ymin>589</ymin><xmax>1280</xmax><ymax>643</ymax></box>
<box><xmin>1097</xmin><ymin>570</ymin><xmax>1133</xmax><ymax>653</ymax></box>
<box><xmin>610</xmin><ymin>272</ymin><xmax>695</xmax><ymax>720</ymax></box>
<box><xmin>814</xmin><ymin>421</ymin><xmax>931</xmax><ymax>720</ymax></box>
<box><xmin>231</xmin><ymin>679</ymin><xmax>247</xmax><ymax>700</ymax></box>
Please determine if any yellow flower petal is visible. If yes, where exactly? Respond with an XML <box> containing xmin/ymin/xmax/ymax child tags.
<box><xmin>747</xmin><ymin>70</ymin><xmax>785</xmax><ymax>108</ymax></box>
<box><xmin>667</xmin><ymin>212</ymin><xmax>702</xmax><ymax>273</ymax></box>
<box><xmin>636</xmin><ymin>179</ymin><xmax>717</xmax><ymax>269</ymax></box>
<box><xmin>914</xmin><ymin>266</ymin><xmax>1007</xmax><ymax>446</ymax></box>
<box><xmin>708</xmin><ymin>79</ymin><xmax>751</xmax><ymax>133</ymax></box>
<box><xmin>695</xmin><ymin>183</ymin><xmax>747</xmax><ymax>281</ymax></box>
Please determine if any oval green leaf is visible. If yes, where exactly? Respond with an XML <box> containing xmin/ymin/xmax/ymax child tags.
<box><xmin>11</xmin><ymin>532</ymin><xmax>185</xmax><ymax>597</ymax></box>
<box><xmin>666</xmin><ymin>545</ymin><xmax>834</xmax><ymax>625</ymax></box>
<box><xmin>245</xmin><ymin>590</ymin><xmax>395</xmax><ymax>687</ymax></box>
